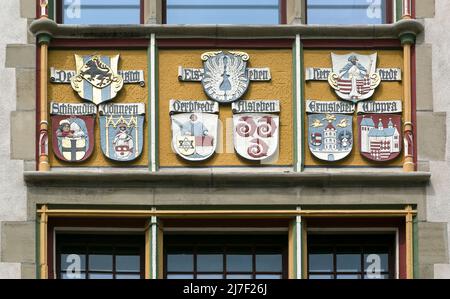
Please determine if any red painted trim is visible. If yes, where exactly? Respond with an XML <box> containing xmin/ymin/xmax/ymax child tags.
<box><xmin>162</xmin><ymin>0</ymin><xmax>167</xmax><ymax>24</ymax></box>
<box><xmin>55</xmin><ymin>0</ymin><xmax>62</xmax><ymax>24</ymax></box>
<box><xmin>386</xmin><ymin>0</ymin><xmax>394</xmax><ymax>24</ymax></box>
<box><xmin>306</xmin><ymin>217</ymin><xmax>407</xmax><ymax>279</ymax></box>
<box><xmin>49</xmin><ymin>38</ymin><xmax>149</xmax><ymax>49</ymax></box>
<box><xmin>47</xmin><ymin>218</ymin><xmax>147</xmax><ymax>279</ymax></box>
<box><xmin>157</xmin><ymin>38</ymin><xmax>294</xmax><ymax>49</ymax></box>
<box><xmin>302</xmin><ymin>39</ymin><xmax>402</xmax><ymax>49</ymax></box>
<box><xmin>411</xmin><ymin>45</ymin><xmax>418</xmax><ymax>170</ymax></box>
<box><xmin>412</xmin><ymin>0</ymin><xmax>416</xmax><ymax>18</ymax></box>
<box><xmin>140</xmin><ymin>0</ymin><xmax>145</xmax><ymax>24</ymax></box>
<box><xmin>279</xmin><ymin>0</ymin><xmax>287</xmax><ymax>24</ymax></box>
<box><xmin>36</xmin><ymin>0</ymin><xmax>40</xmax><ymax>19</ymax></box>
<box><xmin>36</xmin><ymin>46</ymin><xmax>41</xmax><ymax>171</ymax></box>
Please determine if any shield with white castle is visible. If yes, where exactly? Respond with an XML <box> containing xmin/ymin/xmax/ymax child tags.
<box><xmin>170</xmin><ymin>100</ymin><xmax>219</xmax><ymax>161</ymax></box>
<box><xmin>71</xmin><ymin>54</ymin><xmax>124</xmax><ymax>105</ymax></box>
<box><xmin>201</xmin><ymin>51</ymin><xmax>250</xmax><ymax>104</ymax></box>
<box><xmin>232</xmin><ymin>100</ymin><xmax>280</xmax><ymax>161</ymax></box>
<box><xmin>99</xmin><ymin>103</ymin><xmax>145</xmax><ymax>162</ymax></box>
<box><xmin>50</xmin><ymin>102</ymin><xmax>97</xmax><ymax>162</ymax></box>
<box><xmin>328</xmin><ymin>52</ymin><xmax>381</xmax><ymax>103</ymax></box>
<box><xmin>306</xmin><ymin>100</ymin><xmax>355</xmax><ymax>162</ymax></box>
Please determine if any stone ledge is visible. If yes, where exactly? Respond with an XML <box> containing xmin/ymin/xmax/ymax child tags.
<box><xmin>28</xmin><ymin>19</ymin><xmax>424</xmax><ymax>40</ymax></box>
<box><xmin>23</xmin><ymin>169</ymin><xmax>431</xmax><ymax>188</ymax></box>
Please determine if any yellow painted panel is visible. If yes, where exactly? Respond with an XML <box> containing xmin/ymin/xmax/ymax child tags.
<box><xmin>158</xmin><ymin>49</ymin><xmax>293</xmax><ymax>167</ymax></box>
<box><xmin>304</xmin><ymin>49</ymin><xmax>404</xmax><ymax>167</ymax></box>
<box><xmin>48</xmin><ymin>50</ymin><xmax>148</xmax><ymax>167</ymax></box>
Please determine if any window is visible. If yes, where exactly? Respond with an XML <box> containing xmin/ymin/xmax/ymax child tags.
<box><xmin>308</xmin><ymin>234</ymin><xmax>395</xmax><ymax>279</ymax></box>
<box><xmin>56</xmin><ymin>234</ymin><xmax>145</xmax><ymax>279</ymax></box>
<box><xmin>165</xmin><ymin>0</ymin><xmax>283</xmax><ymax>25</ymax></box>
<box><xmin>164</xmin><ymin>235</ymin><xmax>287</xmax><ymax>279</ymax></box>
<box><xmin>59</xmin><ymin>0</ymin><xmax>142</xmax><ymax>24</ymax></box>
<box><xmin>306</xmin><ymin>0</ymin><xmax>392</xmax><ymax>25</ymax></box>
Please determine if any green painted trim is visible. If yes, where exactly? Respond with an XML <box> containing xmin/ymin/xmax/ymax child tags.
<box><xmin>299</xmin><ymin>42</ymin><xmax>305</xmax><ymax>172</ymax></box>
<box><xmin>400</xmin><ymin>33</ymin><xmax>416</xmax><ymax>45</ymax></box>
<box><xmin>48</xmin><ymin>0</ymin><xmax>55</xmax><ymax>20</ymax></box>
<box><xmin>147</xmin><ymin>45</ymin><xmax>152</xmax><ymax>171</ymax></box>
<box><xmin>35</xmin><ymin>218</ymin><xmax>40</xmax><ymax>279</ymax></box>
<box><xmin>413</xmin><ymin>216</ymin><xmax>419</xmax><ymax>279</ymax></box>
<box><xmin>292</xmin><ymin>41</ymin><xmax>298</xmax><ymax>172</ymax></box>
<box><xmin>396</xmin><ymin>0</ymin><xmax>403</xmax><ymax>21</ymax></box>
<box><xmin>154</xmin><ymin>44</ymin><xmax>160</xmax><ymax>171</ymax></box>
<box><xmin>37</xmin><ymin>33</ymin><xmax>52</xmax><ymax>45</ymax></box>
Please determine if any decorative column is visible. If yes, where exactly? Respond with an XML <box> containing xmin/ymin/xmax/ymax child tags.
<box><xmin>39</xmin><ymin>205</ymin><xmax>49</xmax><ymax>279</ymax></box>
<box><xmin>402</xmin><ymin>0</ymin><xmax>412</xmax><ymax>19</ymax></box>
<box><xmin>38</xmin><ymin>0</ymin><xmax>51</xmax><ymax>171</ymax></box>
<box><xmin>405</xmin><ymin>205</ymin><xmax>414</xmax><ymax>279</ymax></box>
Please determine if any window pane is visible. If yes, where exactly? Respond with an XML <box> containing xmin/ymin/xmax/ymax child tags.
<box><xmin>309</xmin><ymin>274</ymin><xmax>334</xmax><ymax>279</ymax></box>
<box><xmin>307</xmin><ymin>0</ymin><xmax>387</xmax><ymax>25</ymax></box>
<box><xmin>309</xmin><ymin>252</ymin><xmax>333</xmax><ymax>272</ymax></box>
<box><xmin>364</xmin><ymin>273</ymin><xmax>389</xmax><ymax>279</ymax></box>
<box><xmin>116</xmin><ymin>255</ymin><xmax>140</xmax><ymax>272</ymax></box>
<box><xmin>61</xmin><ymin>272</ymin><xmax>86</xmax><ymax>279</ymax></box>
<box><xmin>167</xmin><ymin>274</ymin><xmax>194</xmax><ymax>279</ymax></box>
<box><xmin>60</xmin><ymin>253</ymin><xmax>86</xmax><ymax>271</ymax></box>
<box><xmin>166</xmin><ymin>0</ymin><xmax>279</xmax><ymax>25</ymax></box>
<box><xmin>89</xmin><ymin>254</ymin><xmax>113</xmax><ymax>271</ymax></box>
<box><xmin>255</xmin><ymin>253</ymin><xmax>282</xmax><ymax>272</ymax></box>
<box><xmin>89</xmin><ymin>273</ymin><xmax>114</xmax><ymax>279</ymax></box>
<box><xmin>167</xmin><ymin>253</ymin><xmax>194</xmax><ymax>272</ymax></box>
<box><xmin>197</xmin><ymin>252</ymin><xmax>223</xmax><ymax>272</ymax></box>
<box><xmin>197</xmin><ymin>274</ymin><xmax>223</xmax><ymax>279</ymax></box>
<box><xmin>227</xmin><ymin>249</ymin><xmax>252</xmax><ymax>272</ymax></box>
<box><xmin>116</xmin><ymin>274</ymin><xmax>141</xmax><ymax>279</ymax></box>
<box><xmin>336</xmin><ymin>252</ymin><xmax>361</xmax><ymax>273</ymax></box>
<box><xmin>63</xmin><ymin>0</ymin><xmax>140</xmax><ymax>24</ymax></box>
<box><xmin>255</xmin><ymin>274</ymin><xmax>282</xmax><ymax>279</ymax></box>
<box><xmin>336</xmin><ymin>274</ymin><xmax>362</xmax><ymax>279</ymax></box>
<box><xmin>226</xmin><ymin>274</ymin><xmax>252</xmax><ymax>279</ymax></box>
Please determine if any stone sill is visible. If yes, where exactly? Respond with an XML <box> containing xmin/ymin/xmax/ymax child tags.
<box><xmin>29</xmin><ymin>18</ymin><xmax>423</xmax><ymax>40</ymax></box>
<box><xmin>23</xmin><ymin>169</ymin><xmax>431</xmax><ymax>188</ymax></box>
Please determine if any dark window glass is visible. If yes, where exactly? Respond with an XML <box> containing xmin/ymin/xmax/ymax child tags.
<box><xmin>166</xmin><ymin>0</ymin><xmax>280</xmax><ymax>24</ymax></box>
<box><xmin>56</xmin><ymin>234</ymin><xmax>144</xmax><ymax>279</ymax></box>
<box><xmin>307</xmin><ymin>0</ymin><xmax>390</xmax><ymax>24</ymax></box>
<box><xmin>308</xmin><ymin>234</ymin><xmax>395</xmax><ymax>279</ymax></box>
<box><xmin>61</xmin><ymin>0</ymin><xmax>141</xmax><ymax>24</ymax></box>
<box><xmin>165</xmin><ymin>235</ymin><xmax>287</xmax><ymax>279</ymax></box>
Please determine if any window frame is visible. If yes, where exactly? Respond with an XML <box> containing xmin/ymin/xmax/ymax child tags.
<box><xmin>307</xmin><ymin>233</ymin><xmax>396</xmax><ymax>279</ymax></box>
<box><xmin>305</xmin><ymin>0</ymin><xmax>394</xmax><ymax>25</ymax></box>
<box><xmin>163</xmin><ymin>234</ymin><xmax>288</xmax><ymax>279</ymax></box>
<box><xmin>54</xmin><ymin>0</ymin><xmax>145</xmax><ymax>25</ymax></box>
<box><xmin>162</xmin><ymin>0</ymin><xmax>287</xmax><ymax>25</ymax></box>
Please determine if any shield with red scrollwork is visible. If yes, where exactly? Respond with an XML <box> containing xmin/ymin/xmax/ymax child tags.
<box><xmin>232</xmin><ymin>100</ymin><xmax>280</xmax><ymax>161</ymax></box>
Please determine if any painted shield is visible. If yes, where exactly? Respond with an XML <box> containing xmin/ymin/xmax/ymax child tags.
<box><xmin>233</xmin><ymin>114</ymin><xmax>279</xmax><ymax>161</ymax></box>
<box><xmin>201</xmin><ymin>51</ymin><xmax>250</xmax><ymax>103</ymax></box>
<box><xmin>358</xmin><ymin>114</ymin><xmax>402</xmax><ymax>161</ymax></box>
<box><xmin>50</xmin><ymin>102</ymin><xmax>97</xmax><ymax>162</ymax></box>
<box><xmin>171</xmin><ymin>113</ymin><xmax>218</xmax><ymax>161</ymax></box>
<box><xmin>328</xmin><ymin>52</ymin><xmax>381</xmax><ymax>103</ymax></box>
<box><xmin>308</xmin><ymin>113</ymin><xmax>353</xmax><ymax>162</ymax></box>
<box><xmin>99</xmin><ymin>103</ymin><xmax>145</xmax><ymax>162</ymax></box>
<box><xmin>71</xmin><ymin>54</ymin><xmax>124</xmax><ymax>105</ymax></box>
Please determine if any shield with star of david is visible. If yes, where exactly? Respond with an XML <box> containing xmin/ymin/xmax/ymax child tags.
<box><xmin>170</xmin><ymin>100</ymin><xmax>219</xmax><ymax>161</ymax></box>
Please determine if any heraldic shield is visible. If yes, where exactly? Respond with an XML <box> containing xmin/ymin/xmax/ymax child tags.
<box><xmin>328</xmin><ymin>52</ymin><xmax>381</xmax><ymax>103</ymax></box>
<box><xmin>358</xmin><ymin>114</ymin><xmax>402</xmax><ymax>162</ymax></box>
<box><xmin>71</xmin><ymin>54</ymin><xmax>124</xmax><ymax>105</ymax></box>
<box><xmin>308</xmin><ymin>113</ymin><xmax>353</xmax><ymax>162</ymax></box>
<box><xmin>99</xmin><ymin>103</ymin><xmax>145</xmax><ymax>162</ymax></box>
<box><xmin>232</xmin><ymin>100</ymin><xmax>280</xmax><ymax>161</ymax></box>
<box><xmin>201</xmin><ymin>51</ymin><xmax>250</xmax><ymax>104</ymax></box>
<box><xmin>50</xmin><ymin>102</ymin><xmax>97</xmax><ymax>162</ymax></box>
<box><xmin>170</xmin><ymin>100</ymin><xmax>219</xmax><ymax>161</ymax></box>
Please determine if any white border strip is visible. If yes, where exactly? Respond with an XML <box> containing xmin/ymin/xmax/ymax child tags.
<box><xmin>295</xmin><ymin>34</ymin><xmax>302</xmax><ymax>172</ymax></box>
<box><xmin>164</xmin><ymin>227</ymin><xmax>288</xmax><ymax>232</ymax></box>
<box><xmin>150</xmin><ymin>34</ymin><xmax>157</xmax><ymax>172</ymax></box>
<box><xmin>296</xmin><ymin>206</ymin><xmax>302</xmax><ymax>279</ymax></box>
<box><xmin>151</xmin><ymin>215</ymin><xmax>157</xmax><ymax>279</ymax></box>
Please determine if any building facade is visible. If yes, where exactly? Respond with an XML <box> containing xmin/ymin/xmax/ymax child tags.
<box><xmin>0</xmin><ymin>0</ymin><xmax>449</xmax><ymax>279</ymax></box>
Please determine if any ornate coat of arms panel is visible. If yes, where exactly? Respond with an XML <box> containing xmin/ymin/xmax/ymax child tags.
<box><xmin>232</xmin><ymin>100</ymin><xmax>280</xmax><ymax>161</ymax></box>
<box><xmin>50</xmin><ymin>102</ymin><xmax>96</xmax><ymax>162</ymax></box>
<box><xmin>99</xmin><ymin>103</ymin><xmax>145</xmax><ymax>162</ymax></box>
<box><xmin>170</xmin><ymin>100</ymin><xmax>219</xmax><ymax>161</ymax></box>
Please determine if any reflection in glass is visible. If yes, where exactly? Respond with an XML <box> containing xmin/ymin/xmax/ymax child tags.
<box><xmin>227</xmin><ymin>251</ymin><xmax>252</xmax><ymax>272</ymax></box>
<box><xmin>309</xmin><ymin>253</ymin><xmax>333</xmax><ymax>272</ymax></box>
<box><xmin>309</xmin><ymin>274</ymin><xmax>334</xmax><ymax>279</ymax></box>
<box><xmin>89</xmin><ymin>254</ymin><xmax>113</xmax><ymax>271</ymax></box>
<box><xmin>336</xmin><ymin>274</ymin><xmax>361</xmax><ymax>279</ymax></box>
<box><xmin>197</xmin><ymin>253</ymin><xmax>223</xmax><ymax>272</ymax></box>
<box><xmin>336</xmin><ymin>253</ymin><xmax>361</xmax><ymax>272</ymax></box>
<box><xmin>167</xmin><ymin>274</ymin><xmax>194</xmax><ymax>279</ymax></box>
<box><xmin>255</xmin><ymin>274</ymin><xmax>282</xmax><ymax>279</ymax></box>
<box><xmin>256</xmin><ymin>253</ymin><xmax>282</xmax><ymax>272</ymax></box>
<box><xmin>116</xmin><ymin>255</ymin><xmax>140</xmax><ymax>272</ymax></box>
<box><xmin>89</xmin><ymin>273</ymin><xmax>114</xmax><ymax>279</ymax></box>
<box><xmin>197</xmin><ymin>274</ymin><xmax>223</xmax><ymax>279</ymax></box>
<box><xmin>116</xmin><ymin>274</ymin><xmax>141</xmax><ymax>279</ymax></box>
<box><xmin>167</xmin><ymin>253</ymin><xmax>194</xmax><ymax>272</ymax></box>
<box><xmin>226</xmin><ymin>274</ymin><xmax>252</xmax><ymax>279</ymax></box>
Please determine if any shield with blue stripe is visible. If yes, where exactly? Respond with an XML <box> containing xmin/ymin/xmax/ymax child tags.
<box><xmin>71</xmin><ymin>54</ymin><xmax>124</xmax><ymax>105</ymax></box>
